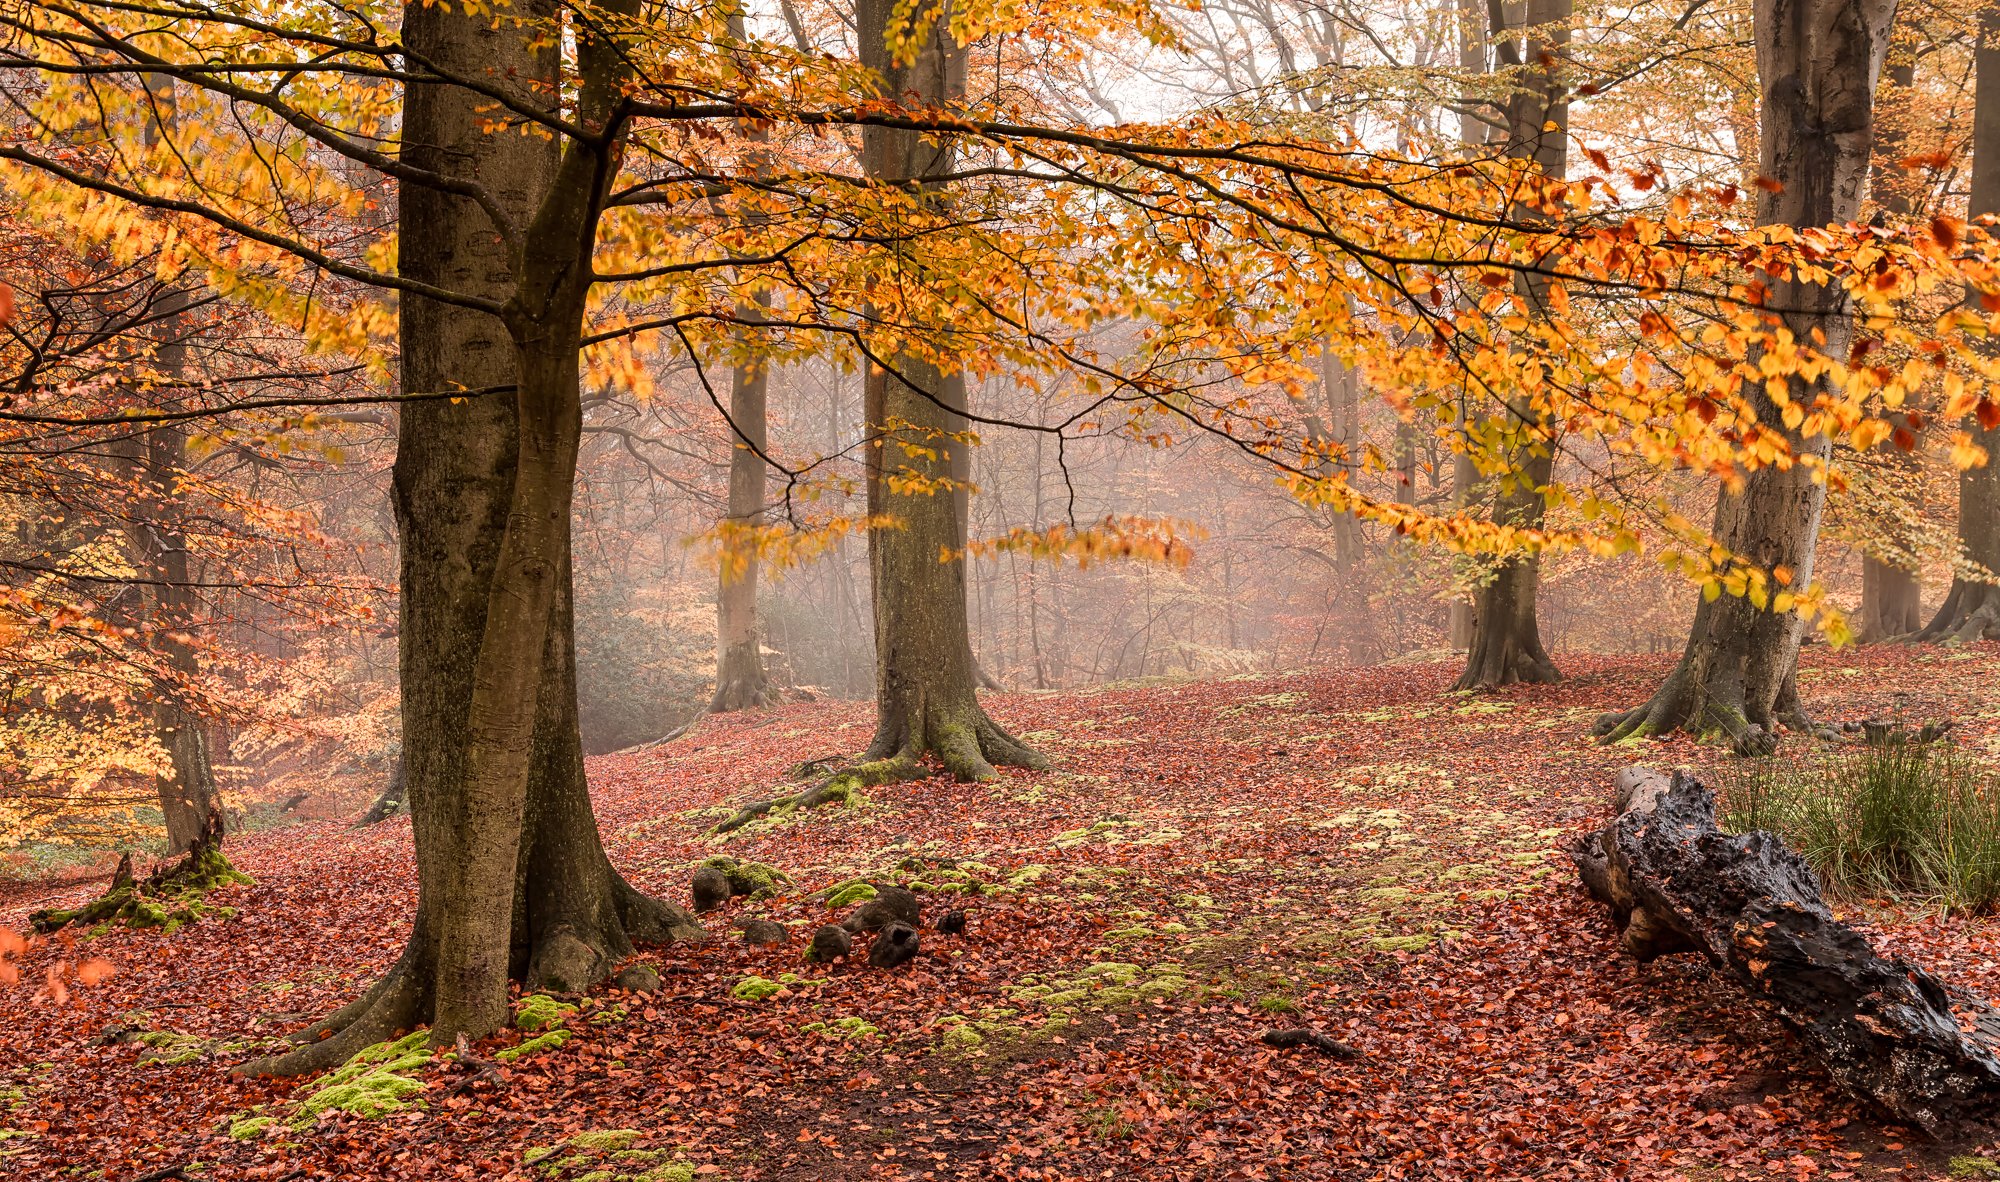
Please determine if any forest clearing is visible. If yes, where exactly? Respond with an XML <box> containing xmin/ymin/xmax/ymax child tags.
<box><xmin>10</xmin><ymin>648</ymin><xmax>2000</xmax><ymax>1181</ymax></box>
<box><xmin>14</xmin><ymin>0</ymin><xmax>2000</xmax><ymax>1175</ymax></box>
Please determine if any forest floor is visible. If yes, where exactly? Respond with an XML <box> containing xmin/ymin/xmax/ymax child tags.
<box><xmin>10</xmin><ymin>647</ymin><xmax>2000</xmax><ymax>1182</ymax></box>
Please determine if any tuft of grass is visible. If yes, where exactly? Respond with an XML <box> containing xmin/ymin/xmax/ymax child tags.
<box><xmin>1721</xmin><ymin>742</ymin><xmax>2000</xmax><ymax>915</ymax></box>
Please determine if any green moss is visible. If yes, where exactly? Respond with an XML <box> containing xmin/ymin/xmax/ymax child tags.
<box><xmin>568</xmin><ymin>1129</ymin><xmax>640</xmax><ymax>1152</ymax></box>
<box><xmin>293</xmin><ymin>1031</ymin><xmax>431</xmax><ymax>1123</ymax></box>
<box><xmin>1950</xmin><ymin>1158</ymin><xmax>2000</xmax><ymax>1179</ymax></box>
<box><xmin>702</xmin><ymin>857</ymin><xmax>793</xmax><ymax>897</ymax></box>
<box><xmin>824</xmin><ymin>881</ymin><xmax>878</xmax><ymax>908</ymax></box>
<box><xmin>633</xmin><ymin>1166</ymin><xmax>698</xmax><ymax>1182</ymax></box>
<box><xmin>938</xmin><ymin>1024</ymin><xmax>986</xmax><ymax>1053</ymax></box>
<box><xmin>1367</xmin><ymin>935</ymin><xmax>1437</xmax><ymax>953</ymax></box>
<box><xmin>228</xmin><ymin>1115</ymin><xmax>274</xmax><ymax>1140</ymax></box>
<box><xmin>516</xmin><ymin>994</ymin><xmax>579</xmax><ymax>1032</ymax></box>
<box><xmin>731</xmin><ymin>976</ymin><xmax>785</xmax><ymax>1001</ymax></box>
<box><xmin>800</xmin><ymin>1016</ymin><xmax>879</xmax><ymax>1038</ymax></box>
<box><xmin>496</xmin><ymin>1029</ymin><xmax>570</xmax><ymax>1062</ymax></box>
<box><xmin>135</xmin><ymin>1030</ymin><xmax>210</xmax><ymax>1066</ymax></box>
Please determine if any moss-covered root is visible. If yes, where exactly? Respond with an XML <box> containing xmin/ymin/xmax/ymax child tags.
<box><xmin>1594</xmin><ymin>678</ymin><xmax>1794</xmax><ymax>757</ymax></box>
<box><xmin>707</xmin><ymin>757</ymin><xmax>915</xmax><ymax>835</ymax></box>
<box><xmin>30</xmin><ymin>843</ymin><xmax>252</xmax><ymax>935</ymax></box>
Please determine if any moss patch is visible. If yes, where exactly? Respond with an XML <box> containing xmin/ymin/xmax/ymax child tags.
<box><xmin>731</xmin><ymin>976</ymin><xmax>786</xmax><ymax>1001</ymax></box>
<box><xmin>292</xmin><ymin>1031</ymin><xmax>432</xmax><ymax>1124</ymax></box>
<box><xmin>228</xmin><ymin>1114</ymin><xmax>275</xmax><ymax>1140</ymax></box>
<box><xmin>497</xmin><ymin>1029</ymin><xmax>571</xmax><ymax>1063</ymax></box>
<box><xmin>516</xmin><ymin>994</ymin><xmax>580</xmax><ymax>1032</ymax></box>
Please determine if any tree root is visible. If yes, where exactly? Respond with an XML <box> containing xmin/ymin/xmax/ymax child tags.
<box><xmin>708</xmin><ymin>756</ymin><xmax>917</xmax><ymax>836</ymax></box>
<box><xmin>32</xmin><ymin>818</ymin><xmax>250</xmax><ymax>935</ymax></box>
<box><xmin>236</xmin><ymin>957</ymin><xmax>424</xmax><ymax>1077</ymax></box>
<box><xmin>1594</xmin><ymin>679</ymin><xmax>1781</xmax><ymax>756</ymax></box>
<box><xmin>1910</xmin><ymin>582</ymin><xmax>2000</xmax><ymax>645</ymax></box>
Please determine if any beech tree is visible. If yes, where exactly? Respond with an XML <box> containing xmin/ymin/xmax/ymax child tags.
<box><xmin>1913</xmin><ymin>11</ymin><xmax>2000</xmax><ymax>643</ymax></box>
<box><xmin>849</xmin><ymin>0</ymin><xmax>1047</xmax><ymax>782</ymax></box>
<box><xmin>1454</xmin><ymin>0</ymin><xmax>1568</xmax><ymax>691</ymax></box>
<box><xmin>1597</xmin><ymin>0</ymin><xmax>1900</xmax><ymax>749</ymax></box>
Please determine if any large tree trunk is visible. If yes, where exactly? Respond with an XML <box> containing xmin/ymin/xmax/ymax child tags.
<box><xmin>1598</xmin><ymin>0</ymin><xmax>1896</xmax><ymax>749</ymax></box>
<box><xmin>1913</xmin><ymin>17</ymin><xmax>2000</xmax><ymax>643</ymax></box>
<box><xmin>1455</xmin><ymin>0</ymin><xmax>1566</xmax><ymax>691</ymax></box>
<box><xmin>1572</xmin><ymin>767</ymin><xmax>2000</xmax><ymax>1135</ymax></box>
<box><xmin>242</xmin><ymin>0</ymin><xmax>698</xmax><ymax>1076</ymax></box>
<box><xmin>853</xmin><ymin>0</ymin><xmax>1043</xmax><ymax>782</ymax></box>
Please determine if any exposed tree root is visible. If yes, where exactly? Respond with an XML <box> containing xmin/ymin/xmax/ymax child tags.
<box><xmin>31</xmin><ymin>814</ymin><xmax>249</xmax><ymax>935</ymax></box>
<box><xmin>1910</xmin><ymin>581</ymin><xmax>2000</xmax><ymax>645</ymax></box>
<box><xmin>709</xmin><ymin>643</ymin><xmax>775</xmax><ymax>713</ymax></box>
<box><xmin>1452</xmin><ymin>625</ymin><xmax>1560</xmax><ymax>692</ymax></box>
<box><xmin>237</xmin><ymin>872</ymin><xmax>701</xmax><ymax>1078</ymax></box>
<box><xmin>708</xmin><ymin>756</ymin><xmax>914</xmax><ymax>836</ymax></box>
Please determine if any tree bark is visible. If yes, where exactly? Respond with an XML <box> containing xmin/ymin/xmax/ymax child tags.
<box><xmin>1598</xmin><ymin>0</ymin><xmax>1897</xmax><ymax>748</ymax></box>
<box><xmin>1572</xmin><ymin>767</ymin><xmax>2000</xmax><ymax>1135</ymax></box>
<box><xmin>242</xmin><ymin>0</ymin><xmax>699</xmax><ymax>1076</ymax></box>
<box><xmin>710</xmin><ymin>345</ymin><xmax>773</xmax><ymax>711</ymax></box>
<box><xmin>1455</xmin><ymin>0</ymin><xmax>1565</xmax><ymax>691</ymax></box>
<box><xmin>852</xmin><ymin>0</ymin><xmax>1044</xmax><ymax>781</ymax></box>
<box><xmin>709</xmin><ymin>28</ymin><xmax>776</xmax><ymax>715</ymax></box>
<box><xmin>1854</xmin><ymin>51</ymin><xmax>1925</xmax><ymax>642</ymax></box>
<box><xmin>1913</xmin><ymin>16</ymin><xmax>2000</xmax><ymax>643</ymax></box>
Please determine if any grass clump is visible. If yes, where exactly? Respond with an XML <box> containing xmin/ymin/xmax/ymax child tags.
<box><xmin>1721</xmin><ymin>742</ymin><xmax>2000</xmax><ymax>914</ymax></box>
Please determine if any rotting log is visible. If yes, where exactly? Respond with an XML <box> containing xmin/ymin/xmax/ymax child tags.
<box><xmin>1571</xmin><ymin>766</ymin><xmax>2000</xmax><ymax>1135</ymax></box>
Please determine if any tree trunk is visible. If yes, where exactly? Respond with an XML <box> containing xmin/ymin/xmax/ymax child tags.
<box><xmin>853</xmin><ymin>0</ymin><xmax>1044</xmax><ymax>781</ymax></box>
<box><xmin>1456</xmin><ymin>0</ymin><xmax>1566</xmax><ymax>691</ymax></box>
<box><xmin>1913</xmin><ymin>17</ymin><xmax>2000</xmax><ymax>643</ymax></box>
<box><xmin>1854</xmin><ymin>52</ymin><xmax>1925</xmax><ymax>643</ymax></box>
<box><xmin>1572</xmin><ymin>767</ymin><xmax>2000</xmax><ymax>1135</ymax></box>
<box><xmin>1598</xmin><ymin>0</ymin><xmax>1897</xmax><ymax>748</ymax></box>
<box><xmin>242</xmin><ymin>0</ymin><xmax>698</xmax><ymax>1076</ymax></box>
<box><xmin>709</xmin><ymin>29</ymin><xmax>776</xmax><ymax>715</ymax></box>
<box><xmin>117</xmin><ymin>76</ymin><xmax>223</xmax><ymax>857</ymax></box>
<box><xmin>711</xmin><ymin>343</ymin><xmax>773</xmax><ymax>711</ymax></box>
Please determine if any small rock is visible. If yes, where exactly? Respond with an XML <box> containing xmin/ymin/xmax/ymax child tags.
<box><xmin>807</xmin><ymin>924</ymin><xmax>852</xmax><ymax>963</ymax></box>
<box><xmin>738</xmin><ymin>918</ymin><xmax>788</xmax><ymax>947</ymax></box>
<box><xmin>936</xmin><ymin>910</ymin><xmax>967</xmax><ymax>935</ymax></box>
<box><xmin>614</xmin><ymin>964</ymin><xmax>662</xmax><ymax>994</ymax></box>
<box><xmin>692</xmin><ymin>865</ymin><xmax>731</xmax><ymax>912</ymax></box>
<box><xmin>842</xmin><ymin>884</ymin><xmax>921</xmax><ymax>934</ymax></box>
<box><xmin>867</xmin><ymin>922</ymin><xmax>920</xmax><ymax>969</ymax></box>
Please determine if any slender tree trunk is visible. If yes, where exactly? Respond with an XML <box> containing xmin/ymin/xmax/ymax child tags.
<box><xmin>119</xmin><ymin>76</ymin><xmax>224</xmax><ymax>857</ymax></box>
<box><xmin>711</xmin><ymin>343</ymin><xmax>773</xmax><ymax>710</ymax></box>
<box><xmin>710</xmin><ymin>21</ymin><xmax>775</xmax><ymax>714</ymax></box>
<box><xmin>1913</xmin><ymin>17</ymin><xmax>2000</xmax><ymax>642</ymax></box>
<box><xmin>243</xmin><ymin>0</ymin><xmax>697</xmax><ymax>1076</ymax></box>
<box><xmin>1599</xmin><ymin>0</ymin><xmax>1898</xmax><ymax>749</ymax></box>
<box><xmin>1447</xmin><ymin>0</ymin><xmax>1489</xmax><ymax>648</ymax></box>
<box><xmin>1855</xmin><ymin>51</ymin><xmax>1925</xmax><ymax>641</ymax></box>
<box><xmin>853</xmin><ymin>0</ymin><xmax>1043</xmax><ymax>780</ymax></box>
<box><xmin>1457</xmin><ymin>0</ymin><xmax>1566</xmax><ymax>690</ymax></box>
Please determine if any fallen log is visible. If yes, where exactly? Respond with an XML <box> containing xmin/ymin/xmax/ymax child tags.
<box><xmin>1571</xmin><ymin>766</ymin><xmax>2000</xmax><ymax>1135</ymax></box>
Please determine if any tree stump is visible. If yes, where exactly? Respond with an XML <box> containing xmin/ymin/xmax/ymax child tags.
<box><xmin>1570</xmin><ymin>766</ymin><xmax>2000</xmax><ymax>1134</ymax></box>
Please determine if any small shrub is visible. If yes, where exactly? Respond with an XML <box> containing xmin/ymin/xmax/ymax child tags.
<box><xmin>1720</xmin><ymin>742</ymin><xmax>2000</xmax><ymax>915</ymax></box>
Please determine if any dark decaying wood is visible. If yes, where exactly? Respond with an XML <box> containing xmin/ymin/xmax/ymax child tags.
<box><xmin>1571</xmin><ymin>766</ymin><xmax>2000</xmax><ymax>1135</ymax></box>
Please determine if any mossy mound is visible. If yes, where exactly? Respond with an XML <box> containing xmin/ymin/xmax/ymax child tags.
<box><xmin>800</xmin><ymin>1016</ymin><xmax>879</xmax><ymax>1039</ymax></box>
<box><xmin>293</xmin><ymin>1031</ymin><xmax>432</xmax><ymax>1124</ymax></box>
<box><xmin>30</xmin><ymin>845</ymin><xmax>252</xmax><ymax>936</ymax></box>
<box><xmin>700</xmin><ymin>857</ymin><xmax>792</xmax><ymax>899</ymax></box>
<box><xmin>516</xmin><ymin>993</ymin><xmax>580</xmax><ymax>1032</ymax></box>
